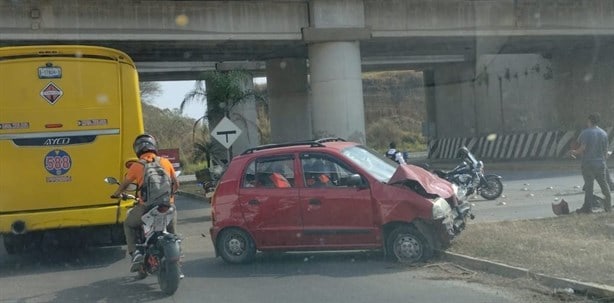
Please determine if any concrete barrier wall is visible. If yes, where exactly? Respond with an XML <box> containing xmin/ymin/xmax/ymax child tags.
<box><xmin>429</xmin><ymin>127</ymin><xmax>614</xmax><ymax>160</ymax></box>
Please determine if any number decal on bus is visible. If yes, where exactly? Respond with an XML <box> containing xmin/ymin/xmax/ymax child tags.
<box><xmin>44</xmin><ymin>150</ymin><xmax>72</xmax><ymax>175</ymax></box>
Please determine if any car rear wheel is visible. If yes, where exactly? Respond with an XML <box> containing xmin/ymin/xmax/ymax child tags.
<box><xmin>217</xmin><ymin>228</ymin><xmax>256</xmax><ymax>264</ymax></box>
<box><xmin>386</xmin><ymin>225</ymin><xmax>432</xmax><ymax>264</ymax></box>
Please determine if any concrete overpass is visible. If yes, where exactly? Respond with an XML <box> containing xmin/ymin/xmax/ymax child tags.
<box><xmin>3</xmin><ymin>0</ymin><xmax>614</xmax><ymax>157</ymax></box>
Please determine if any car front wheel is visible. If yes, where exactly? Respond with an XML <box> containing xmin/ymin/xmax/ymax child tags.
<box><xmin>386</xmin><ymin>225</ymin><xmax>432</xmax><ymax>264</ymax></box>
<box><xmin>217</xmin><ymin>228</ymin><xmax>256</xmax><ymax>264</ymax></box>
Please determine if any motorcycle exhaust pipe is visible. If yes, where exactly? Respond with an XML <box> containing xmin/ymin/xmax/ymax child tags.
<box><xmin>11</xmin><ymin>220</ymin><xmax>26</xmax><ymax>235</ymax></box>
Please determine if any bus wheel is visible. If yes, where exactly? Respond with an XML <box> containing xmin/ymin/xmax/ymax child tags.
<box><xmin>3</xmin><ymin>234</ymin><xmax>25</xmax><ymax>255</ymax></box>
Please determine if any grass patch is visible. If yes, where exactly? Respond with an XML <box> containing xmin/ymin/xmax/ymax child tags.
<box><xmin>178</xmin><ymin>182</ymin><xmax>205</xmax><ymax>197</ymax></box>
<box><xmin>181</xmin><ymin>161</ymin><xmax>208</xmax><ymax>175</ymax></box>
<box><xmin>451</xmin><ymin>213</ymin><xmax>614</xmax><ymax>286</ymax></box>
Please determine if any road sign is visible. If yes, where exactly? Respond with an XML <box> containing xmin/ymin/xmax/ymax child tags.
<box><xmin>211</xmin><ymin>117</ymin><xmax>242</xmax><ymax>149</ymax></box>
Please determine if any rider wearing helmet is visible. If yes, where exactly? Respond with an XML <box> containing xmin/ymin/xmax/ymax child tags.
<box><xmin>386</xmin><ymin>142</ymin><xmax>406</xmax><ymax>165</ymax></box>
<box><xmin>111</xmin><ymin>134</ymin><xmax>179</xmax><ymax>272</ymax></box>
<box><xmin>457</xmin><ymin>146</ymin><xmax>477</xmax><ymax>165</ymax></box>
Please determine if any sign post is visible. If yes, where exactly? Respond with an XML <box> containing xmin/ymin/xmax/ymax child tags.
<box><xmin>211</xmin><ymin>117</ymin><xmax>242</xmax><ymax>161</ymax></box>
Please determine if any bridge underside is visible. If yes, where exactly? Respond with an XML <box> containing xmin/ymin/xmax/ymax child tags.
<box><xmin>4</xmin><ymin>0</ymin><xmax>614</xmax><ymax>156</ymax></box>
<box><xmin>4</xmin><ymin>35</ymin><xmax>613</xmax><ymax>80</ymax></box>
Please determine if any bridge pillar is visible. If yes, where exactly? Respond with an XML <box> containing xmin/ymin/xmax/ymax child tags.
<box><xmin>427</xmin><ymin>63</ymin><xmax>478</xmax><ymax>139</ymax></box>
<box><xmin>229</xmin><ymin>75</ymin><xmax>260</xmax><ymax>155</ymax></box>
<box><xmin>306</xmin><ymin>0</ymin><xmax>367</xmax><ymax>143</ymax></box>
<box><xmin>266</xmin><ymin>58</ymin><xmax>311</xmax><ymax>143</ymax></box>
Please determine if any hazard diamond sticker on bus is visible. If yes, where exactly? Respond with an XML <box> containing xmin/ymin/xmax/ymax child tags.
<box><xmin>40</xmin><ymin>82</ymin><xmax>64</xmax><ymax>105</ymax></box>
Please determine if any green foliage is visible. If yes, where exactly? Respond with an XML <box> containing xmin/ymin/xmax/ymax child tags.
<box><xmin>180</xmin><ymin>71</ymin><xmax>268</xmax><ymax>162</ymax></box>
<box><xmin>142</xmin><ymin>103</ymin><xmax>202</xmax><ymax>166</ymax></box>
<box><xmin>366</xmin><ymin>118</ymin><xmax>426</xmax><ymax>152</ymax></box>
<box><xmin>180</xmin><ymin>71</ymin><xmax>265</xmax><ymax>124</ymax></box>
<box><xmin>182</xmin><ymin>161</ymin><xmax>208</xmax><ymax>175</ymax></box>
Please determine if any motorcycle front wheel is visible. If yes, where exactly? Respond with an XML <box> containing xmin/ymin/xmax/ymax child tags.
<box><xmin>480</xmin><ymin>176</ymin><xmax>503</xmax><ymax>200</ymax></box>
<box><xmin>158</xmin><ymin>260</ymin><xmax>180</xmax><ymax>295</ymax></box>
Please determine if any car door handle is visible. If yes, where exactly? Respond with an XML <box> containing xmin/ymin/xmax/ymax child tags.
<box><xmin>309</xmin><ymin>199</ymin><xmax>321</xmax><ymax>205</ymax></box>
<box><xmin>248</xmin><ymin>199</ymin><xmax>260</xmax><ymax>206</ymax></box>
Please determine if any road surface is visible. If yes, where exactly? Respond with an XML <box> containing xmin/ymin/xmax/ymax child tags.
<box><xmin>0</xmin><ymin>168</ymin><xmax>597</xmax><ymax>303</ymax></box>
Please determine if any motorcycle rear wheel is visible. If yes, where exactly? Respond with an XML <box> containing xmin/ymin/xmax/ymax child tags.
<box><xmin>480</xmin><ymin>176</ymin><xmax>503</xmax><ymax>200</ymax></box>
<box><xmin>158</xmin><ymin>260</ymin><xmax>180</xmax><ymax>295</ymax></box>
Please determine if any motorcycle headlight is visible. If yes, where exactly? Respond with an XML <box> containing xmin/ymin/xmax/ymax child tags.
<box><xmin>432</xmin><ymin>198</ymin><xmax>452</xmax><ymax>220</ymax></box>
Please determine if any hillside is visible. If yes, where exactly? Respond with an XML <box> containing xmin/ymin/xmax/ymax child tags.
<box><xmin>142</xmin><ymin>103</ymin><xmax>203</xmax><ymax>165</ymax></box>
<box><xmin>362</xmin><ymin>71</ymin><xmax>426</xmax><ymax>151</ymax></box>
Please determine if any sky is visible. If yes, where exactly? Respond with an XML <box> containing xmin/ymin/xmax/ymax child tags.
<box><xmin>151</xmin><ymin>80</ymin><xmax>203</xmax><ymax>120</ymax></box>
<box><xmin>151</xmin><ymin>78</ymin><xmax>267</xmax><ymax>120</ymax></box>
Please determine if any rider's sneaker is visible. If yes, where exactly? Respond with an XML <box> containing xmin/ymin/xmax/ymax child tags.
<box><xmin>130</xmin><ymin>251</ymin><xmax>144</xmax><ymax>272</ymax></box>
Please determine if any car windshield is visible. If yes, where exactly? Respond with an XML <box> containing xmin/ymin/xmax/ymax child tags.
<box><xmin>341</xmin><ymin>145</ymin><xmax>397</xmax><ymax>183</ymax></box>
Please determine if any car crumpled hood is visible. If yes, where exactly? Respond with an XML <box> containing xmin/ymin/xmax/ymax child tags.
<box><xmin>388</xmin><ymin>164</ymin><xmax>455</xmax><ymax>199</ymax></box>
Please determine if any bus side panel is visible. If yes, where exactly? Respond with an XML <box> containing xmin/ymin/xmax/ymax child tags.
<box><xmin>119</xmin><ymin>62</ymin><xmax>145</xmax><ymax>177</ymax></box>
<box><xmin>117</xmin><ymin>62</ymin><xmax>145</xmax><ymax>223</ymax></box>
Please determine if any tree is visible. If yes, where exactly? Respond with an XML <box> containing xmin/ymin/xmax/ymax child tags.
<box><xmin>141</xmin><ymin>103</ymin><xmax>198</xmax><ymax>165</ymax></box>
<box><xmin>180</xmin><ymin>71</ymin><xmax>263</xmax><ymax>123</ymax></box>
<box><xmin>180</xmin><ymin>71</ymin><xmax>267</xmax><ymax>163</ymax></box>
<box><xmin>139</xmin><ymin>82</ymin><xmax>162</xmax><ymax>104</ymax></box>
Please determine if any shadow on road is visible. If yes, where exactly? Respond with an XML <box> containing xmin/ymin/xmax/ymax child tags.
<box><xmin>182</xmin><ymin>250</ymin><xmax>424</xmax><ymax>280</ymax></box>
<box><xmin>177</xmin><ymin>214</ymin><xmax>211</xmax><ymax>225</ymax></box>
<box><xmin>45</xmin><ymin>276</ymin><xmax>169</xmax><ymax>303</ymax></box>
<box><xmin>0</xmin><ymin>246</ymin><xmax>126</xmax><ymax>278</ymax></box>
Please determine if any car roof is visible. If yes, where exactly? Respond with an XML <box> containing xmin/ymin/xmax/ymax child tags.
<box><xmin>235</xmin><ymin>138</ymin><xmax>358</xmax><ymax>160</ymax></box>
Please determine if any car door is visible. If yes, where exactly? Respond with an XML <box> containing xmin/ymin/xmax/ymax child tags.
<box><xmin>298</xmin><ymin>152</ymin><xmax>379</xmax><ymax>247</ymax></box>
<box><xmin>238</xmin><ymin>155</ymin><xmax>302</xmax><ymax>248</ymax></box>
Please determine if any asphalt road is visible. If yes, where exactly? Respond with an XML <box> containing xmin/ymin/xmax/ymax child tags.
<box><xmin>0</xmin><ymin>169</ymin><xmax>597</xmax><ymax>303</ymax></box>
<box><xmin>469</xmin><ymin>168</ymin><xmax>592</xmax><ymax>222</ymax></box>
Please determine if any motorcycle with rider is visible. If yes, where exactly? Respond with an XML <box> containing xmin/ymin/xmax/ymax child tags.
<box><xmin>108</xmin><ymin>134</ymin><xmax>183</xmax><ymax>295</ymax></box>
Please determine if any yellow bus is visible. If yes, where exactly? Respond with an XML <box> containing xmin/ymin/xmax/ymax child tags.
<box><xmin>0</xmin><ymin>45</ymin><xmax>143</xmax><ymax>253</ymax></box>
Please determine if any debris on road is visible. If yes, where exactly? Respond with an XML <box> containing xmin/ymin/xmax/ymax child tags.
<box><xmin>552</xmin><ymin>199</ymin><xmax>570</xmax><ymax>215</ymax></box>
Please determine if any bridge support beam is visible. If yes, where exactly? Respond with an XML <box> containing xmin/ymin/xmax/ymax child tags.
<box><xmin>266</xmin><ymin>58</ymin><xmax>311</xmax><ymax>143</ymax></box>
<box><xmin>229</xmin><ymin>74</ymin><xmax>260</xmax><ymax>155</ymax></box>
<box><xmin>308</xmin><ymin>41</ymin><xmax>365</xmax><ymax>142</ymax></box>
<box><xmin>306</xmin><ymin>0</ymin><xmax>367</xmax><ymax>143</ymax></box>
<box><xmin>427</xmin><ymin>63</ymin><xmax>478</xmax><ymax>139</ymax></box>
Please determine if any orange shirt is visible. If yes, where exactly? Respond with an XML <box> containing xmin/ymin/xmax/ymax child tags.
<box><xmin>306</xmin><ymin>174</ymin><xmax>330</xmax><ymax>187</ymax></box>
<box><xmin>125</xmin><ymin>152</ymin><xmax>178</xmax><ymax>202</ymax></box>
<box><xmin>270</xmin><ymin>172</ymin><xmax>291</xmax><ymax>188</ymax></box>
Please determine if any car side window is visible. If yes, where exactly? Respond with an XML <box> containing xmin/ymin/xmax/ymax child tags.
<box><xmin>300</xmin><ymin>153</ymin><xmax>356</xmax><ymax>188</ymax></box>
<box><xmin>243</xmin><ymin>156</ymin><xmax>295</xmax><ymax>188</ymax></box>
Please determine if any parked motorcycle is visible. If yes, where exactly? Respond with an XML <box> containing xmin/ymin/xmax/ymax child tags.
<box><xmin>105</xmin><ymin>177</ymin><xmax>182</xmax><ymax>295</ymax></box>
<box><xmin>434</xmin><ymin>147</ymin><xmax>504</xmax><ymax>200</ymax></box>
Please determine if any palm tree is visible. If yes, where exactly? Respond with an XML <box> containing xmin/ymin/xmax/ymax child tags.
<box><xmin>180</xmin><ymin>70</ymin><xmax>266</xmax><ymax>163</ymax></box>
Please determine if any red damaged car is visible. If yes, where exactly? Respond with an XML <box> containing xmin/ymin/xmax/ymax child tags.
<box><xmin>209</xmin><ymin>138</ymin><xmax>473</xmax><ymax>264</ymax></box>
